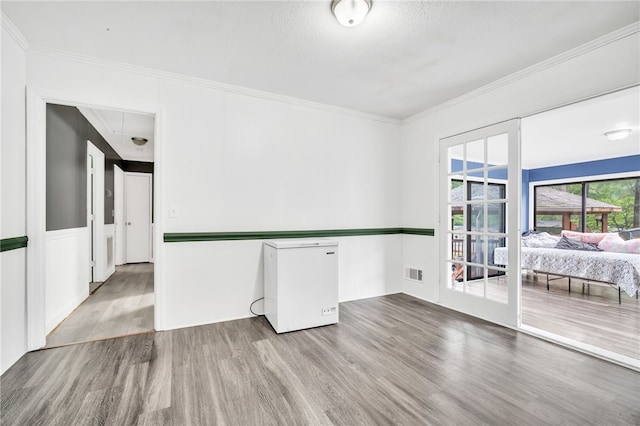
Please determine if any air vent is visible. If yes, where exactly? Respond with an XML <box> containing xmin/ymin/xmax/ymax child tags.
<box><xmin>405</xmin><ymin>267</ymin><xmax>423</xmax><ymax>282</ymax></box>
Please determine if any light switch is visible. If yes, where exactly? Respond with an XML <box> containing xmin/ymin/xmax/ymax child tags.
<box><xmin>169</xmin><ymin>204</ymin><xmax>180</xmax><ymax>218</ymax></box>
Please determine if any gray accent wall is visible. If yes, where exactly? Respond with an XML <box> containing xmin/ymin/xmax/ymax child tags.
<box><xmin>46</xmin><ymin>104</ymin><xmax>89</xmax><ymax>231</ymax></box>
<box><xmin>46</xmin><ymin>104</ymin><xmax>122</xmax><ymax>231</ymax></box>
<box><xmin>122</xmin><ymin>161</ymin><xmax>154</xmax><ymax>174</ymax></box>
<box><xmin>46</xmin><ymin>103</ymin><xmax>154</xmax><ymax>231</ymax></box>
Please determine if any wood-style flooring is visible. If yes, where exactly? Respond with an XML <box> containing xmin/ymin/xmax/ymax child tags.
<box><xmin>89</xmin><ymin>281</ymin><xmax>103</xmax><ymax>294</ymax></box>
<box><xmin>460</xmin><ymin>272</ymin><xmax>639</xmax><ymax>360</ymax></box>
<box><xmin>45</xmin><ymin>263</ymin><xmax>154</xmax><ymax>348</ymax></box>
<box><xmin>521</xmin><ymin>273</ymin><xmax>640</xmax><ymax>360</ymax></box>
<box><xmin>2</xmin><ymin>294</ymin><xmax>639</xmax><ymax>425</ymax></box>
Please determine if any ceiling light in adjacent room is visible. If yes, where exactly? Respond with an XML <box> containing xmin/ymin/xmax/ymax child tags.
<box><xmin>132</xmin><ymin>137</ymin><xmax>148</xmax><ymax>146</ymax></box>
<box><xmin>331</xmin><ymin>0</ymin><xmax>371</xmax><ymax>27</ymax></box>
<box><xmin>604</xmin><ymin>129</ymin><xmax>632</xmax><ymax>141</ymax></box>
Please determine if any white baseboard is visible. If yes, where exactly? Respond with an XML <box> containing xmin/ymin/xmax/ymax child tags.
<box><xmin>46</xmin><ymin>291</ymin><xmax>88</xmax><ymax>334</ymax></box>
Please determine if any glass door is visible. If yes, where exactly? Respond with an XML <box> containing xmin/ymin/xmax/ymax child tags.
<box><xmin>466</xmin><ymin>181</ymin><xmax>506</xmax><ymax>281</ymax></box>
<box><xmin>439</xmin><ymin>119</ymin><xmax>521</xmax><ymax>327</ymax></box>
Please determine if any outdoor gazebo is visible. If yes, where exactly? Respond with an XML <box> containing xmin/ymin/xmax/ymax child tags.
<box><xmin>534</xmin><ymin>186</ymin><xmax>622</xmax><ymax>233</ymax></box>
<box><xmin>449</xmin><ymin>184</ymin><xmax>622</xmax><ymax>233</ymax></box>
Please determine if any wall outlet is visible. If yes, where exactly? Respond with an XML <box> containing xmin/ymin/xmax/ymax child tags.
<box><xmin>322</xmin><ymin>307</ymin><xmax>337</xmax><ymax>316</ymax></box>
<box><xmin>168</xmin><ymin>204</ymin><xmax>180</xmax><ymax>218</ymax></box>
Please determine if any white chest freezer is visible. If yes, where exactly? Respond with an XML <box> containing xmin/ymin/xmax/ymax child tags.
<box><xmin>263</xmin><ymin>238</ymin><xmax>339</xmax><ymax>333</ymax></box>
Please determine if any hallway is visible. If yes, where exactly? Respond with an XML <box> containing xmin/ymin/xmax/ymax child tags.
<box><xmin>46</xmin><ymin>263</ymin><xmax>154</xmax><ymax>348</ymax></box>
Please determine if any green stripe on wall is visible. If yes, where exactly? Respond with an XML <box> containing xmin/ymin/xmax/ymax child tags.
<box><xmin>401</xmin><ymin>228</ymin><xmax>435</xmax><ymax>236</ymax></box>
<box><xmin>164</xmin><ymin>228</ymin><xmax>434</xmax><ymax>243</ymax></box>
<box><xmin>0</xmin><ymin>236</ymin><xmax>28</xmax><ymax>252</ymax></box>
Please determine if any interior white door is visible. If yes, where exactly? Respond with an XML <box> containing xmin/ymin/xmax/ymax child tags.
<box><xmin>114</xmin><ymin>165</ymin><xmax>125</xmax><ymax>266</ymax></box>
<box><xmin>125</xmin><ymin>173</ymin><xmax>152</xmax><ymax>263</ymax></box>
<box><xmin>439</xmin><ymin>119</ymin><xmax>521</xmax><ymax>327</ymax></box>
<box><xmin>87</xmin><ymin>151</ymin><xmax>95</xmax><ymax>282</ymax></box>
<box><xmin>87</xmin><ymin>141</ymin><xmax>105</xmax><ymax>282</ymax></box>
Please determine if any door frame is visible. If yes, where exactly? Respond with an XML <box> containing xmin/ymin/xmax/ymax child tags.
<box><xmin>87</xmin><ymin>145</ymin><xmax>94</xmax><ymax>283</ymax></box>
<box><xmin>438</xmin><ymin>119</ymin><xmax>522</xmax><ymax>328</ymax></box>
<box><xmin>124</xmin><ymin>172</ymin><xmax>153</xmax><ymax>264</ymax></box>
<box><xmin>87</xmin><ymin>141</ymin><xmax>106</xmax><ymax>282</ymax></box>
<box><xmin>114</xmin><ymin>165</ymin><xmax>126</xmax><ymax>266</ymax></box>
<box><xmin>26</xmin><ymin>87</ymin><xmax>166</xmax><ymax>350</ymax></box>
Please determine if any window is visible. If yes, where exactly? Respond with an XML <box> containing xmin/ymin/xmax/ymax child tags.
<box><xmin>534</xmin><ymin>176</ymin><xmax>640</xmax><ymax>236</ymax></box>
<box><xmin>451</xmin><ymin>178</ymin><xmax>506</xmax><ymax>281</ymax></box>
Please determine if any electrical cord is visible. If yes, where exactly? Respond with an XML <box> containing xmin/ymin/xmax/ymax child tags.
<box><xmin>250</xmin><ymin>297</ymin><xmax>265</xmax><ymax>317</ymax></box>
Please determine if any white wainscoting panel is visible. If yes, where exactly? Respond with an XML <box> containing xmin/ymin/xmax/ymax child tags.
<box><xmin>162</xmin><ymin>234</ymin><xmax>403</xmax><ymax>331</ymax></box>
<box><xmin>45</xmin><ymin>227</ymin><xmax>90</xmax><ymax>334</ymax></box>
<box><xmin>1</xmin><ymin>249</ymin><xmax>27</xmax><ymax>374</ymax></box>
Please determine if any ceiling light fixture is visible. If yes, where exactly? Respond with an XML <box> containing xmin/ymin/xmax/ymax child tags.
<box><xmin>604</xmin><ymin>129</ymin><xmax>632</xmax><ymax>141</ymax></box>
<box><xmin>131</xmin><ymin>137</ymin><xmax>148</xmax><ymax>146</ymax></box>
<box><xmin>331</xmin><ymin>0</ymin><xmax>371</xmax><ymax>27</ymax></box>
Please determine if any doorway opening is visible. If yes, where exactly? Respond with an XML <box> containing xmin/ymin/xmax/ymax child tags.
<box><xmin>520</xmin><ymin>86</ymin><xmax>639</xmax><ymax>366</ymax></box>
<box><xmin>43</xmin><ymin>105</ymin><xmax>156</xmax><ymax>348</ymax></box>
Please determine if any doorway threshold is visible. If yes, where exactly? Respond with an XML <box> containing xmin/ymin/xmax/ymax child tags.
<box><xmin>40</xmin><ymin>330</ymin><xmax>155</xmax><ymax>351</ymax></box>
<box><xmin>519</xmin><ymin>324</ymin><xmax>640</xmax><ymax>372</ymax></box>
<box><xmin>89</xmin><ymin>281</ymin><xmax>104</xmax><ymax>294</ymax></box>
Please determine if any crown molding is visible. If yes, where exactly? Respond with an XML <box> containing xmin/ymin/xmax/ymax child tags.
<box><xmin>404</xmin><ymin>21</ymin><xmax>640</xmax><ymax>124</ymax></box>
<box><xmin>77</xmin><ymin>106</ymin><xmax>116</xmax><ymax>135</ymax></box>
<box><xmin>27</xmin><ymin>44</ymin><xmax>401</xmax><ymax>126</ymax></box>
<box><xmin>1</xmin><ymin>11</ymin><xmax>29</xmax><ymax>50</ymax></box>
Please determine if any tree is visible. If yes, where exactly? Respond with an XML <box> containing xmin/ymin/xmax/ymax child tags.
<box><xmin>545</xmin><ymin>177</ymin><xmax>640</xmax><ymax>232</ymax></box>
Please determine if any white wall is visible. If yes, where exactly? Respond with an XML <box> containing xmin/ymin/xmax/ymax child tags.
<box><xmin>1</xmin><ymin>24</ymin><xmax>28</xmax><ymax>374</ymax></box>
<box><xmin>26</xmin><ymin>50</ymin><xmax>403</xmax><ymax>330</ymax></box>
<box><xmin>400</xmin><ymin>31</ymin><xmax>640</xmax><ymax>303</ymax></box>
<box><xmin>45</xmin><ymin>228</ymin><xmax>89</xmax><ymax>333</ymax></box>
<box><xmin>161</xmin><ymin>83</ymin><xmax>400</xmax><ymax>232</ymax></box>
<box><xmin>158</xmin><ymin>80</ymin><xmax>402</xmax><ymax>328</ymax></box>
<box><xmin>164</xmin><ymin>235</ymin><xmax>402</xmax><ymax>330</ymax></box>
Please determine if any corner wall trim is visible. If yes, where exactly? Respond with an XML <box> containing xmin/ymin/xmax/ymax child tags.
<box><xmin>0</xmin><ymin>236</ymin><xmax>29</xmax><ymax>252</ymax></box>
<box><xmin>164</xmin><ymin>228</ymin><xmax>434</xmax><ymax>243</ymax></box>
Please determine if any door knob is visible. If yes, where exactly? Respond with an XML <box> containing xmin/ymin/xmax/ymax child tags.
<box><xmin>127</xmin><ymin>222</ymin><xmax>132</xmax><ymax>225</ymax></box>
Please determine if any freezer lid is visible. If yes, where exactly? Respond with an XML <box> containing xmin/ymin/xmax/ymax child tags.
<box><xmin>264</xmin><ymin>238</ymin><xmax>338</xmax><ymax>249</ymax></box>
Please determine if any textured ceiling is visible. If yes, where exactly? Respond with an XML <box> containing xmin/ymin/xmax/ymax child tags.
<box><xmin>3</xmin><ymin>1</ymin><xmax>639</xmax><ymax>119</ymax></box>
